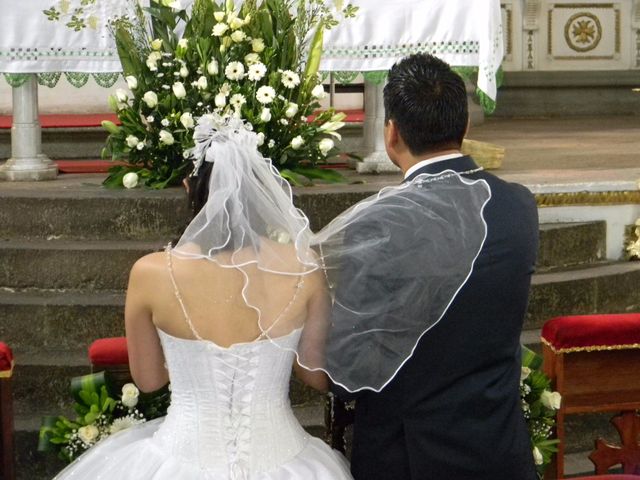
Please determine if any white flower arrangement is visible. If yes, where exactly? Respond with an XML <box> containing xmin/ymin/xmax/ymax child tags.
<box><xmin>625</xmin><ymin>218</ymin><xmax>640</xmax><ymax>260</ymax></box>
<box><xmin>89</xmin><ymin>0</ymin><xmax>358</xmax><ymax>188</ymax></box>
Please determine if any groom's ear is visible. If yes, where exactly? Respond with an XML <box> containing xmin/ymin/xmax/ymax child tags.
<box><xmin>384</xmin><ymin>119</ymin><xmax>399</xmax><ymax>150</ymax></box>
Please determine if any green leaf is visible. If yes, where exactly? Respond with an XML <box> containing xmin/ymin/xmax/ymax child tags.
<box><xmin>280</xmin><ymin>169</ymin><xmax>312</xmax><ymax>187</ymax></box>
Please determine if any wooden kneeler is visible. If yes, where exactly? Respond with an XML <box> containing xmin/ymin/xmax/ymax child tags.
<box><xmin>542</xmin><ymin>314</ymin><xmax>640</xmax><ymax>478</ymax></box>
<box><xmin>0</xmin><ymin>342</ymin><xmax>15</xmax><ymax>480</ymax></box>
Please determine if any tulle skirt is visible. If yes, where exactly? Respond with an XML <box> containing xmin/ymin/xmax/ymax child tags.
<box><xmin>53</xmin><ymin>418</ymin><xmax>352</xmax><ymax>479</ymax></box>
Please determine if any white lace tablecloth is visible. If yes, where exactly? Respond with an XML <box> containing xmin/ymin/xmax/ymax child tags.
<box><xmin>321</xmin><ymin>0</ymin><xmax>503</xmax><ymax>102</ymax></box>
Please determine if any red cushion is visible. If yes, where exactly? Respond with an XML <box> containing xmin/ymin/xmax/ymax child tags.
<box><xmin>0</xmin><ymin>342</ymin><xmax>13</xmax><ymax>373</ymax></box>
<box><xmin>542</xmin><ymin>314</ymin><xmax>640</xmax><ymax>353</ymax></box>
<box><xmin>88</xmin><ymin>337</ymin><xmax>129</xmax><ymax>365</ymax></box>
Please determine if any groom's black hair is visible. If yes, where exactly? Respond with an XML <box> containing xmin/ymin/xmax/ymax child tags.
<box><xmin>383</xmin><ymin>53</ymin><xmax>468</xmax><ymax>156</ymax></box>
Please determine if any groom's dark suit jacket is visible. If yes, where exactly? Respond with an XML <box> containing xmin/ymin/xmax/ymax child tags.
<box><xmin>340</xmin><ymin>156</ymin><xmax>539</xmax><ymax>480</ymax></box>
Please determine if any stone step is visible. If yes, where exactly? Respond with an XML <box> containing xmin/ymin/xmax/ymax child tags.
<box><xmin>0</xmin><ymin>221</ymin><xmax>607</xmax><ymax>291</ymax></box>
<box><xmin>537</xmin><ymin>221</ymin><xmax>605</xmax><ymax>271</ymax></box>
<box><xmin>0</xmin><ymin>240</ymin><xmax>165</xmax><ymax>290</ymax></box>
<box><xmin>0</xmin><ymin>183</ymin><xmax>189</xmax><ymax>241</ymax></box>
<box><xmin>525</xmin><ymin>261</ymin><xmax>640</xmax><ymax>329</ymax></box>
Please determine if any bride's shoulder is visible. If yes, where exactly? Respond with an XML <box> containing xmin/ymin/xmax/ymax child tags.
<box><xmin>129</xmin><ymin>251</ymin><xmax>167</xmax><ymax>280</ymax></box>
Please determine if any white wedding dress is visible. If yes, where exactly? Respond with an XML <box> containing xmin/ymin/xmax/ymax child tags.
<box><xmin>54</xmin><ymin>327</ymin><xmax>351</xmax><ymax>479</ymax></box>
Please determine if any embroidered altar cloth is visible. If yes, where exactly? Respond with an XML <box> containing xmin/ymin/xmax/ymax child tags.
<box><xmin>321</xmin><ymin>0</ymin><xmax>503</xmax><ymax>101</ymax></box>
<box><xmin>0</xmin><ymin>0</ymin><xmax>122</xmax><ymax>74</ymax></box>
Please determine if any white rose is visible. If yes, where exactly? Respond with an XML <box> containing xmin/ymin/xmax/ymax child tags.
<box><xmin>540</xmin><ymin>390</ymin><xmax>562</xmax><ymax>410</ymax></box>
<box><xmin>172</xmin><ymin>82</ymin><xmax>186</xmax><ymax>99</ymax></box>
<box><xmin>251</xmin><ymin>38</ymin><xmax>265</xmax><ymax>53</ymax></box>
<box><xmin>225</xmin><ymin>61</ymin><xmax>245</xmax><ymax>81</ymax></box>
<box><xmin>179</xmin><ymin>66</ymin><xmax>189</xmax><ymax>78</ymax></box>
<box><xmin>229</xmin><ymin>17</ymin><xmax>244</xmax><ymax>30</ymax></box>
<box><xmin>276</xmin><ymin>231</ymin><xmax>291</xmax><ymax>244</ymax></box>
<box><xmin>244</xmin><ymin>53</ymin><xmax>260</xmax><ymax>65</ymax></box>
<box><xmin>247</xmin><ymin>62</ymin><xmax>266</xmax><ymax>81</ymax></box>
<box><xmin>125</xmin><ymin>135</ymin><xmax>139</xmax><ymax>148</ymax></box>
<box><xmin>196</xmin><ymin>76</ymin><xmax>208</xmax><ymax>90</ymax></box>
<box><xmin>285</xmin><ymin>102</ymin><xmax>298</xmax><ymax>118</ymax></box>
<box><xmin>121</xmin><ymin>383</ymin><xmax>140</xmax><ymax>408</ymax></box>
<box><xmin>122</xmin><ymin>172</ymin><xmax>139</xmax><ymax>189</ymax></box>
<box><xmin>143</xmin><ymin>91</ymin><xmax>158</xmax><ymax>108</ymax></box>
<box><xmin>159</xmin><ymin>130</ymin><xmax>175</xmax><ymax>145</ymax></box>
<box><xmin>319</xmin><ymin>138</ymin><xmax>334</xmax><ymax>156</ymax></box>
<box><xmin>125</xmin><ymin>76</ymin><xmax>138</xmax><ymax>90</ymax></box>
<box><xmin>77</xmin><ymin>424</ymin><xmax>100</xmax><ymax>445</ymax></box>
<box><xmin>256</xmin><ymin>85</ymin><xmax>276</xmax><ymax>104</ymax></box>
<box><xmin>136</xmin><ymin>142</ymin><xmax>145</xmax><ymax>150</ymax></box>
<box><xmin>214</xmin><ymin>11</ymin><xmax>225</xmax><ymax>22</ymax></box>
<box><xmin>214</xmin><ymin>93</ymin><xmax>227</xmax><ymax>108</ymax></box>
<box><xmin>177</xmin><ymin>38</ymin><xmax>188</xmax><ymax>49</ymax></box>
<box><xmin>230</xmin><ymin>30</ymin><xmax>246</xmax><ymax>43</ymax></box>
<box><xmin>311</xmin><ymin>84</ymin><xmax>326</xmax><ymax>99</ymax></box>
<box><xmin>146</xmin><ymin>51</ymin><xmax>161</xmax><ymax>71</ymax></box>
<box><xmin>207</xmin><ymin>59</ymin><xmax>219</xmax><ymax>75</ymax></box>
<box><xmin>115</xmin><ymin>88</ymin><xmax>128</xmax><ymax>103</ymax></box>
<box><xmin>212</xmin><ymin>23</ymin><xmax>229</xmax><ymax>37</ymax></box>
<box><xmin>291</xmin><ymin>135</ymin><xmax>304</xmax><ymax>150</ymax></box>
<box><xmin>532</xmin><ymin>446</ymin><xmax>544</xmax><ymax>465</ymax></box>
<box><xmin>256</xmin><ymin>132</ymin><xmax>265</xmax><ymax>146</ymax></box>
<box><xmin>151</xmin><ymin>38</ymin><xmax>163</xmax><ymax>50</ymax></box>
<box><xmin>520</xmin><ymin>366</ymin><xmax>532</xmax><ymax>383</ymax></box>
<box><xmin>180</xmin><ymin>112</ymin><xmax>194</xmax><ymax>129</ymax></box>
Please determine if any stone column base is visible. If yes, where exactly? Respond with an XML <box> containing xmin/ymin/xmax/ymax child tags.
<box><xmin>0</xmin><ymin>158</ymin><xmax>58</xmax><ymax>181</ymax></box>
<box><xmin>355</xmin><ymin>151</ymin><xmax>401</xmax><ymax>174</ymax></box>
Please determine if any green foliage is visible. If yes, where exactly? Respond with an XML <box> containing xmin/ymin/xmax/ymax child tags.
<box><xmin>38</xmin><ymin>371</ymin><xmax>170</xmax><ymax>463</ymax></box>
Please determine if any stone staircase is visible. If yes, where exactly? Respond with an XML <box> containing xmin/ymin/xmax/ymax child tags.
<box><xmin>1</xmin><ymin>182</ymin><xmax>639</xmax><ymax>478</ymax></box>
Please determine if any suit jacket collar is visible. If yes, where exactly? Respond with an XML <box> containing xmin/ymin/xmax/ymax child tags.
<box><xmin>403</xmin><ymin>155</ymin><xmax>479</xmax><ymax>183</ymax></box>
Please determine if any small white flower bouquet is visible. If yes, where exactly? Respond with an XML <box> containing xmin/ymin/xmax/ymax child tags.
<box><xmin>89</xmin><ymin>0</ymin><xmax>357</xmax><ymax>188</ymax></box>
<box><xmin>520</xmin><ymin>346</ymin><xmax>561</xmax><ymax>478</ymax></box>
<box><xmin>39</xmin><ymin>371</ymin><xmax>170</xmax><ymax>462</ymax></box>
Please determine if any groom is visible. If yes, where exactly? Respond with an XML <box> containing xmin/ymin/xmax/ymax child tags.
<box><xmin>337</xmin><ymin>54</ymin><xmax>539</xmax><ymax>479</ymax></box>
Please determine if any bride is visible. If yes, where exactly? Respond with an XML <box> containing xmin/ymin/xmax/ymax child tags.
<box><xmin>54</xmin><ymin>116</ymin><xmax>352</xmax><ymax>479</ymax></box>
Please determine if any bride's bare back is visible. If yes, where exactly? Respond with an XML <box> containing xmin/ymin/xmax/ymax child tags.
<box><xmin>124</xmin><ymin>241</ymin><xmax>328</xmax><ymax>392</ymax></box>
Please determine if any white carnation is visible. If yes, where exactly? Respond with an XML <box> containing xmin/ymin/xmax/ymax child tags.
<box><xmin>212</xmin><ymin>23</ymin><xmax>229</xmax><ymax>37</ymax></box>
<box><xmin>161</xmin><ymin>118</ymin><xmax>170</xmax><ymax>127</ymax></box>
<box><xmin>136</xmin><ymin>142</ymin><xmax>145</xmax><ymax>150</ymax></box>
<box><xmin>230</xmin><ymin>30</ymin><xmax>246</xmax><ymax>43</ymax></box>
<box><xmin>151</xmin><ymin>38</ymin><xmax>162</xmax><ymax>50</ymax></box>
<box><xmin>244</xmin><ymin>53</ymin><xmax>260</xmax><ymax>65</ymax></box>
<box><xmin>109</xmin><ymin>416</ymin><xmax>144</xmax><ymax>434</ymax></box>
<box><xmin>229</xmin><ymin>17</ymin><xmax>244</xmax><ymax>30</ymax></box>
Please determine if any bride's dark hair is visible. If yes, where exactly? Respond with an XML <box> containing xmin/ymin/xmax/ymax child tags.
<box><xmin>186</xmin><ymin>161</ymin><xmax>214</xmax><ymax>218</ymax></box>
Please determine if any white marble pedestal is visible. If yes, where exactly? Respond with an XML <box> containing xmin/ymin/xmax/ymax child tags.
<box><xmin>0</xmin><ymin>75</ymin><xmax>57</xmax><ymax>181</ymax></box>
